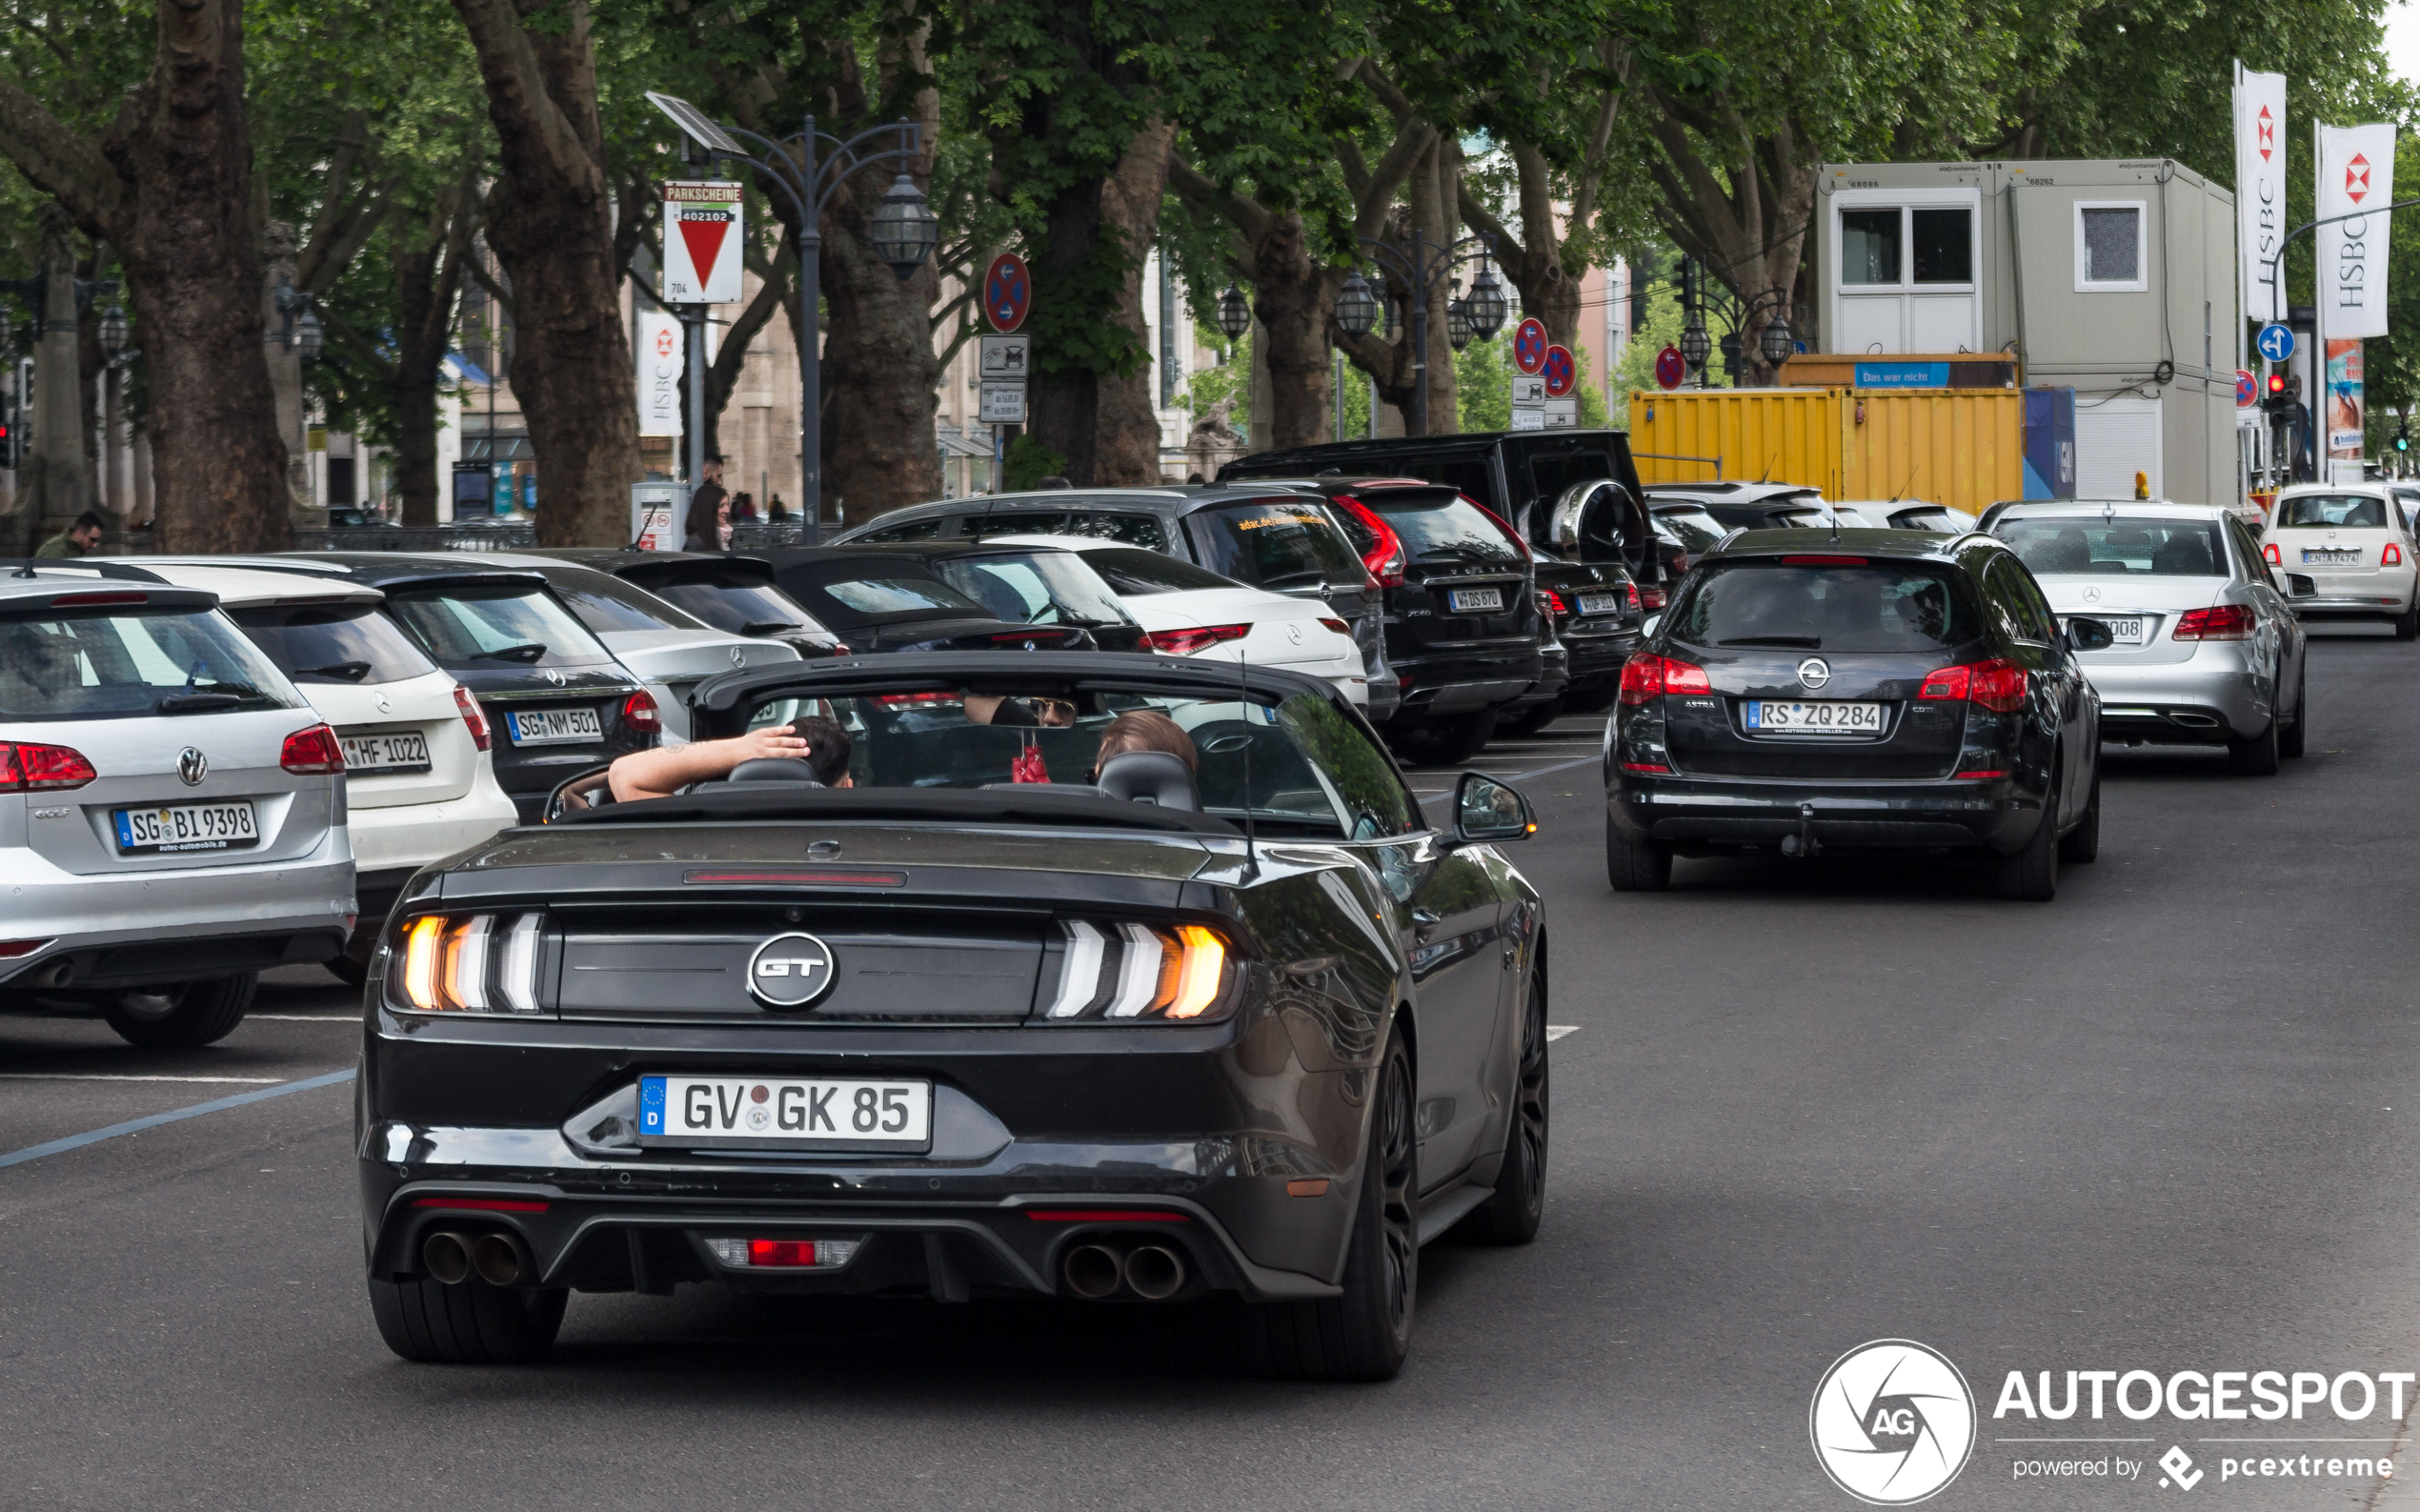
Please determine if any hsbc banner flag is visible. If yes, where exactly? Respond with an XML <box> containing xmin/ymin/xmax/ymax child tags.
<box><xmin>2317</xmin><ymin>124</ymin><xmax>2396</xmax><ymax>338</ymax></box>
<box><xmin>2232</xmin><ymin>65</ymin><xmax>2287</xmax><ymax>323</ymax></box>
<box><xmin>662</xmin><ymin>181</ymin><xmax>743</xmax><ymax>305</ymax></box>
<box><xmin>635</xmin><ymin>309</ymin><xmax>684</xmax><ymax>437</ymax></box>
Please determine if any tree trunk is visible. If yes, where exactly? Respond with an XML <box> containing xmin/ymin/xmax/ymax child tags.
<box><xmin>453</xmin><ymin>0</ymin><xmax>637</xmax><ymax>547</ymax></box>
<box><xmin>698</xmin><ymin>247</ymin><xmax>791</xmax><ymax>467</ymax></box>
<box><xmin>1091</xmin><ymin>118</ymin><xmax>1175</xmax><ymax>484</ymax></box>
<box><xmin>1236</xmin><ymin>212</ymin><xmax>1334</xmax><ymax>452</ymax></box>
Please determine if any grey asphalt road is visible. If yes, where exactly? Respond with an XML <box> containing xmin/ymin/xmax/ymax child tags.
<box><xmin>6</xmin><ymin>629</ymin><xmax>2417</xmax><ymax>1511</ymax></box>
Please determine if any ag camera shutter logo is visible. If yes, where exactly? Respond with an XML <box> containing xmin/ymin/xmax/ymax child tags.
<box><xmin>1810</xmin><ymin>1340</ymin><xmax>1976</xmax><ymax>1504</ymax></box>
<box><xmin>747</xmin><ymin>932</ymin><xmax>836</xmax><ymax>1009</ymax></box>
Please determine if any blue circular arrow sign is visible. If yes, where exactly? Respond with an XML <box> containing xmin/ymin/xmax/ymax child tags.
<box><xmin>2257</xmin><ymin>323</ymin><xmax>2295</xmax><ymax>363</ymax></box>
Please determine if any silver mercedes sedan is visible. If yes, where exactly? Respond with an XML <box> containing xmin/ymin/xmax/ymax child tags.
<box><xmin>1990</xmin><ymin>501</ymin><xmax>2309</xmax><ymax>774</ymax></box>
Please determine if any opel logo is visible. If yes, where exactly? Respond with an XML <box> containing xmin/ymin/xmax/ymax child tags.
<box><xmin>747</xmin><ymin>931</ymin><xmax>837</xmax><ymax>1009</ymax></box>
<box><xmin>1796</xmin><ymin>657</ymin><xmax>1831</xmax><ymax>692</ymax></box>
<box><xmin>541</xmin><ymin>667</ymin><xmax>568</xmax><ymax>687</ymax></box>
<box><xmin>176</xmin><ymin>747</ymin><xmax>208</xmax><ymax>786</ymax></box>
<box><xmin>2081</xmin><ymin>586</ymin><xmax>2101</xmax><ymax>603</ymax></box>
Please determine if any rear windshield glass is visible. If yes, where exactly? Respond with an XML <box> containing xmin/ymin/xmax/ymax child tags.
<box><xmin>1670</xmin><ymin>562</ymin><xmax>1978</xmax><ymax>653</ymax></box>
<box><xmin>2277</xmin><ymin>494</ymin><xmax>2390</xmax><ymax>529</ymax></box>
<box><xmin>1997</xmin><ymin>519</ymin><xmax>2228</xmax><ymax>575</ymax></box>
<box><xmin>851</xmin><ymin>514</ymin><xmax>955</xmax><ymax>542</ymax></box>
<box><xmin>932</xmin><ymin>552</ymin><xmax>1136</xmax><ymax>628</ymax></box>
<box><xmin>385</xmin><ymin>586</ymin><xmax>614</xmax><ymax>668</ymax></box>
<box><xmin>1</xmin><ymin>607</ymin><xmax>300</xmax><ymax>720</ymax></box>
<box><xmin>1182</xmin><ymin>502</ymin><xmax>1361</xmax><ymax>588</ymax></box>
<box><xmin>231</xmin><ymin>602</ymin><xmax>436</xmax><ymax>685</ymax></box>
<box><xmin>1364</xmin><ymin>491</ymin><xmax>1524</xmax><ymax>567</ymax></box>
<box><xmin>812</xmin><ymin>575</ymin><xmax>988</xmax><ymax>621</ymax></box>
<box><xmin>964</xmin><ymin>512</ymin><xmax>1076</xmax><ymax>539</ymax></box>
<box><xmin>1080</xmin><ymin>549</ymin><xmax>1238</xmax><ymax>595</ymax></box>
<box><xmin>1091</xmin><ymin>513</ymin><xmax>1170</xmax><ymax>550</ymax></box>
<box><xmin>648</xmin><ymin>576</ymin><xmax>829</xmax><ymax>636</ymax></box>
<box><xmin>1653</xmin><ymin>507</ymin><xmax>1726</xmax><ymax>552</ymax></box>
<box><xmin>540</xmin><ymin>570</ymin><xmax>705</xmax><ymax>635</ymax></box>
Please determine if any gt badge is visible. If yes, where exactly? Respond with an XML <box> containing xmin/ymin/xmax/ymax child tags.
<box><xmin>747</xmin><ymin>931</ymin><xmax>837</xmax><ymax>1009</ymax></box>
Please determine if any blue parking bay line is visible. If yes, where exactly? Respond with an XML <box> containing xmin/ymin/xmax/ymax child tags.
<box><xmin>0</xmin><ymin>1068</ymin><xmax>356</xmax><ymax>1171</ymax></box>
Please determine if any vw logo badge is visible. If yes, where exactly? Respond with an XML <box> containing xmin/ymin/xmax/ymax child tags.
<box><xmin>729</xmin><ymin>644</ymin><xmax>746</xmax><ymax>669</ymax></box>
<box><xmin>1796</xmin><ymin>657</ymin><xmax>1831</xmax><ymax>692</ymax></box>
<box><xmin>176</xmin><ymin>747</ymin><xmax>209</xmax><ymax>786</ymax></box>
<box><xmin>541</xmin><ymin>667</ymin><xmax>568</xmax><ymax>687</ymax></box>
<box><xmin>2081</xmin><ymin>586</ymin><xmax>2101</xmax><ymax>604</ymax></box>
<box><xmin>747</xmin><ymin>932</ymin><xmax>836</xmax><ymax>1009</ymax></box>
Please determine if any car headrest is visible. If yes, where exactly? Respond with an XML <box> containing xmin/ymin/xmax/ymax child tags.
<box><xmin>724</xmin><ymin>757</ymin><xmax>825</xmax><ymax>787</ymax></box>
<box><xmin>1095</xmin><ymin>751</ymin><xmax>1199</xmax><ymax>811</ymax></box>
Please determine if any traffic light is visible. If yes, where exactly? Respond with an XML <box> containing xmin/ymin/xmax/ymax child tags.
<box><xmin>2263</xmin><ymin>372</ymin><xmax>2289</xmax><ymax>412</ymax></box>
<box><xmin>2396</xmin><ymin>427</ymin><xmax>2410</xmax><ymax>454</ymax></box>
<box><xmin>0</xmin><ymin>421</ymin><xmax>16</xmax><ymax>468</ymax></box>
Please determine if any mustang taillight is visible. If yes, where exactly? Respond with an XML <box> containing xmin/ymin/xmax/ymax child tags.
<box><xmin>2171</xmin><ymin>603</ymin><xmax>2255</xmax><ymax>641</ymax></box>
<box><xmin>1040</xmin><ymin>919</ymin><xmax>1234</xmax><ymax>1022</ymax></box>
<box><xmin>1918</xmin><ymin>657</ymin><xmax>2027</xmax><ymax>713</ymax></box>
<box><xmin>396</xmin><ymin>913</ymin><xmax>546</xmax><ymax>1014</ymax></box>
<box><xmin>0</xmin><ymin>740</ymin><xmax>95</xmax><ymax>792</ymax></box>
<box><xmin>1618</xmin><ymin>653</ymin><xmax>1710</xmax><ymax>706</ymax></box>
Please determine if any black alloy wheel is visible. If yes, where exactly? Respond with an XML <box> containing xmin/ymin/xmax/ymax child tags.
<box><xmin>1466</xmin><ymin>971</ymin><xmax>1549</xmax><ymax>1244</ymax></box>
<box><xmin>1245</xmin><ymin>1022</ymin><xmax>1418</xmax><ymax>1381</ymax></box>
<box><xmin>2058</xmin><ymin>764</ymin><xmax>2101</xmax><ymax>863</ymax></box>
<box><xmin>1605</xmin><ymin>814</ymin><xmax>1673</xmax><ymax>892</ymax></box>
<box><xmin>102</xmin><ymin>974</ymin><xmax>256</xmax><ymax>1049</ymax></box>
<box><xmin>369</xmin><ymin>1273</ymin><xmax>568</xmax><ymax>1364</ymax></box>
<box><xmin>2279</xmin><ymin>669</ymin><xmax>2308</xmax><ymax>758</ymax></box>
<box><xmin>1991</xmin><ymin>763</ymin><xmax>2061</xmax><ymax>902</ymax></box>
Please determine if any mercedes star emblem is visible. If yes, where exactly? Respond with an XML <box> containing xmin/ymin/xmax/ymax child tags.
<box><xmin>176</xmin><ymin>747</ymin><xmax>209</xmax><ymax>786</ymax></box>
<box><xmin>729</xmin><ymin>645</ymin><xmax>746</xmax><ymax>669</ymax></box>
<box><xmin>373</xmin><ymin>693</ymin><xmax>393</xmax><ymax>714</ymax></box>
<box><xmin>747</xmin><ymin>931</ymin><xmax>837</xmax><ymax>1009</ymax></box>
<box><xmin>1285</xmin><ymin>623</ymin><xmax>1304</xmax><ymax>646</ymax></box>
<box><xmin>1797</xmin><ymin>657</ymin><xmax>1831</xmax><ymax>692</ymax></box>
<box><xmin>541</xmin><ymin>668</ymin><xmax>568</xmax><ymax>687</ymax></box>
<box><xmin>2081</xmin><ymin>586</ymin><xmax>2101</xmax><ymax>603</ymax></box>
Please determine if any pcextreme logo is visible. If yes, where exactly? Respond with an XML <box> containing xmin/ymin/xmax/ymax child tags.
<box><xmin>1811</xmin><ymin>1340</ymin><xmax>1977</xmax><ymax>1504</ymax></box>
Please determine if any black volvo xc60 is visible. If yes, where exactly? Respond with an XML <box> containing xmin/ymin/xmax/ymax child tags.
<box><xmin>1604</xmin><ymin>529</ymin><xmax>2110</xmax><ymax>900</ymax></box>
<box><xmin>356</xmin><ymin>654</ymin><xmax>1550</xmax><ymax>1380</ymax></box>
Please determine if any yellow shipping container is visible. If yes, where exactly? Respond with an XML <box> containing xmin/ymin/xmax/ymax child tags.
<box><xmin>1624</xmin><ymin>388</ymin><xmax>2022</xmax><ymax>517</ymax></box>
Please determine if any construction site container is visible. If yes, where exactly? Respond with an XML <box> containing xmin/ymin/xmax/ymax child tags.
<box><xmin>1625</xmin><ymin>387</ymin><xmax>2024</xmax><ymax>515</ymax></box>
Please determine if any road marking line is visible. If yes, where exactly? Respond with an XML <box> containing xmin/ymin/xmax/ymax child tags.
<box><xmin>1546</xmin><ymin>1024</ymin><xmax>1579</xmax><ymax>1040</ymax></box>
<box><xmin>1506</xmin><ymin>755</ymin><xmax>1599</xmax><ymax>781</ymax></box>
<box><xmin>0</xmin><ymin>1068</ymin><xmax>356</xmax><ymax>1171</ymax></box>
<box><xmin>247</xmin><ymin>1015</ymin><xmax>358</xmax><ymax>1022</ymax></box>
<box><xmin>0</xmin><ymin>1074</ymin><xmax>284</xmax><ymax>1083</ymax></box>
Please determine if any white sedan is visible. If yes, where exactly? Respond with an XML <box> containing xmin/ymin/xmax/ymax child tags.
<box><xmin>981</xmin><ymin>534</ymin><xmax>1368</xmax><ymax>704</ymax></box>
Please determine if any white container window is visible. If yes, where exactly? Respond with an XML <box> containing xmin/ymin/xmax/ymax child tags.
<box><xmin>1828</xmin><ymin>191</ymin><xmax>1981</xmax><ymax>354</ymax></box>
<box><xmin>2074</xmin><ymin>202</ymin><xmax>2147</xmax><ymax>292</ymax></box>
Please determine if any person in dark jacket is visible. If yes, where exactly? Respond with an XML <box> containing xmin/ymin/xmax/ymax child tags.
<box><xmin>681</xmin><ymin>457</ymin><xmax>730</xmax><ymax>553</ymax></box>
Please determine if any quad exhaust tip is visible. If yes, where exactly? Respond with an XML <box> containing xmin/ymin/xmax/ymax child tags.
<box><xmin>422</xmin><ymin>1231</ymin><xmax>473</xmax><ymax>1285</ymax></box>
<box><xmin>1060</xmin><ymin>1239</ymin><xmax>1189</xmax><ymax>1300</ymax></box>
<box><xmin>1122</xmin><ymin>1244</ymin><xmax>1186</xmax><ymax>1300</ymax></box>
<box><xmin>1062</xmin><ymin>1242</ymin><xmax>1123</xmax><ymax>1300</ymax></box>
<box><xmin>421</xmin><ymin>1228</ymin><xmax>534</xmax><ymax>1287</ymax></box>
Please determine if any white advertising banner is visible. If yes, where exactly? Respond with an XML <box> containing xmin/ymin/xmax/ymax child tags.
<box><xmin>661</xmin><ymin>181</ymin><xmax>743</xmax><ymax>304</ymax></box>
<box><xmin>636</xmin><ymin>309</ymin><xmax>684</xmax><ymax>437</ymax></box>
<box><xmin>2233</xmin><ymin>66</ymin><xmax>2288</xmax><ymax>322</ymax></box>
<box><xmin>2316</xmin><ymin>123</ymin><xmax>2396</xmax><ymax>338</ymax></box>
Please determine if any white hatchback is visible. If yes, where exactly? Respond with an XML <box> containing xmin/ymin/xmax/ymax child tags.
<box><xmin>2260</xmin><ymin>484</ymin><xmax>2420</xmax><ymax>637</ymax></box>
<box><xmin>980</xmin><ymin>534</ymin><xmax>1367</xmax><ymax>703</ymax></box>
<box><xmin>148</xmin><ymin>564</ymin><xmax>520</xmax><ymax>980</ymax></box>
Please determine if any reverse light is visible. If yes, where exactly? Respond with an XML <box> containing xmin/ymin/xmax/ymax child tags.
<box><xmin>702</xmin><ymin>1237</ymin><xmax>861</xmax><ymax>1269</ymax></box>
<box><xmin>396</xmin><ymin>913</ymin><xmax>545</xmax><ymax>1014</ymax></box>
<box><xmin>2263</xmin><ymin>541</ymin><xmax>2283</xmax><ymax>566</ymax></box>
<box><xmin>0</xmin><ymin>741</ymin><xmax>96</xmax><ymax>792</ymax></box>
<box><xmin>279</xmin><ymin>723</ymin><xmax>346</xmax><ymax>775</ymax></box>
<box><xmin>1041</xmin><ymin>919</ymin><xmax>1236</xmax><ymax>1022</ymax></box>
<box><xmin>452</xmin><ymin>686</ymin><xmax>492</xmax><ymax>751</ymax></box>
<box><xmin>1144</xmin><ymin>624</ymin><xmax>1250</xmax><ymax>655</ymax></box>
<box><xmin>1333</xmin><ymin>495</ymin><xmax>1408</xmax><ymax>587</ymax></box>
<box><xmin>621</xmin><ymin>689</ymin><xmax>662</xmax><ymax>734</ymax></box>
<box><xmin>1918</xmin><ymin>658</ymin><xmax>2027</xmax><ymax>713</ymax></box>
<box><xmin>2171</xmin><ymin>603</ymin><xmax>2254</xmax><ymax>641</ymax></box>
<box><xmin>1618</xmin><ymin>653</ymin><xmax>1710</xmax><ymax>706</ymax></box>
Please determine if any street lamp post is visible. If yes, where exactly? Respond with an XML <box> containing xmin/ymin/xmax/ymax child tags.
<box><xmin>648</xmin><ymin>92</ymin><xmax>937</xmax><ymax>544</ymax></box>
<box><xmin>1330</xmin><ymin>230</ymin><xmax>1502</xmax><ymax>436</ymax></box>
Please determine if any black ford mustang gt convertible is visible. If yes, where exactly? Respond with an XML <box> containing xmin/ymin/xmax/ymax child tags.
<box><xmin>356</xmin><ymin>652</ymin><xmax>1550</xmax><ymax>1380</ymax></box>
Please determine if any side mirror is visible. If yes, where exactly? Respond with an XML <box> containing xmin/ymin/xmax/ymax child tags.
<box><xmin>1450</xmin><ymin>771</ymin><xmax>1534</xmax><ymax>845</ymax></box>
<box><xmin>544</xmin><ymin>764</ymin><xmax>615</xmax><ymax>823</ymax></box>
<box><xmin>2065</xmin><ymin>616</ymin><xmax>2115</xmax><ymax>653</ymax></box>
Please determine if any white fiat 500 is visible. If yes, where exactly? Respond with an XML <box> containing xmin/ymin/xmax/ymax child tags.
<box><xmin>147</xmin><ymin>563</ymin><xmax>519</xmax><ymax>981</ymax></box>
<box><xmin>2259</xmin><ymin>483</ymin><xmax>2420</xmax><ymax>638</ymax></box>
<box><xmin>980</xmin><ymin>534</ymin><xmax>1367</xmax><ymax>704</ymax></box>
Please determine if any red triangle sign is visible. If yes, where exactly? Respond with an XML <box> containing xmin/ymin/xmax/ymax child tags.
<box><xmin>678</xmin><ymin>214</ymin><xmax>730</xmax><ymax>290</ymax></box>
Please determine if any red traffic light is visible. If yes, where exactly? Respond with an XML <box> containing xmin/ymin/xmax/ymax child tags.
<box><xmin>2266</xmin><ymin>373</ymin><xmax>2287</xmax><ymax>398</ymax></box>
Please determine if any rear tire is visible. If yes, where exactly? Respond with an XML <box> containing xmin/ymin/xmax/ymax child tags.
<box><xmin>1991</xmin><ymin>795</ymin><xmax>2060</xmax><ymax>902</ymax></box>
<box><xmin>2396</xmin><ymin>601</ymin><xmax>2419</xmax><ymax>640</ymax></box>
<box><xmin>1244</xmin><ymin>1023</ymin><xmax>1417</xmax><ymax>1381</ymax></box>
<box><xmin>368</xmin><ymin>1275</ymin><xmax>567</xmax><ymax>1364</ymax></box>
<box><xmin>2279</xmin><ymin>670</ymin><xmax>2308</xmax><ymax>758</ymax></box>
<box><xmin>1498</xmin><ymin>697</ymin><xmax>1565</xmax><ymax>738</ymax></box>
<box><xmin>1605</xmin><ymin>816</ymin><xmax>1673</xmax><ymax>892</ymax></box>
<box><xmin>2226</xmin><ymin>708</ymin><xmax>2282</xmax><ymax>776</ymax></box>
<box><xmin>1464</xmin><ymin>975</ymin><xmax>1548</xmax><ymax>1245</ymax></box>
<box><xmin>102</xmin><ymin>974</ymin><xmax>256</xmax><ymax>1048</ymax></box>
<box><xmin>2058</xmin><ymin>765</ymin><xmax>2101</xmax><ymax>863</ymax></box>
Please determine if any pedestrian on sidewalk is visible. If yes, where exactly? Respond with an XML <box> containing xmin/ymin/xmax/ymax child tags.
<box><xmin>35</xmin><ymin>511</ymin><xmax>104</xmax><ymax>558</ymax></box>
<box><xmin>682</xmin><ymin>457</ymin><xmax>731</xmax><ymax>553</ymax></box>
